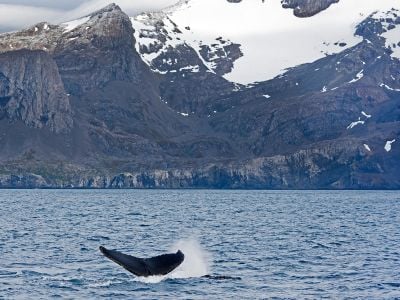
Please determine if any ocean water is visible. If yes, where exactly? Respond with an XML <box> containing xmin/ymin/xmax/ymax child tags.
<box><xmin>0</xmin><ymin>190</ymin><xmax>399</xmax><ymax>299</ymax></box>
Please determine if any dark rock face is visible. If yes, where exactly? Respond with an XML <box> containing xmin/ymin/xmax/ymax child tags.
<box><xmin>199</xmin><ymin>38</ymin><xmax>243</xmax><ymax>76</ymax></box>
<box><xmin>0</xmin><ymin>50</ymin><xmax>72</xmax><ymax>133</ymax></box>
<box><xmin>281</xmin><ymin>0</ymin><xmax>339</xmax><ymax>17</ymax></box>
<box><xmin>147</xmin><ymin>40</ymin><xmax>236</xmax><ymax>115</ymax></box>
<box><xmin>54</xmin><ymin>4</ymin><xmax>146</xmax><ymax>95</ymax></box>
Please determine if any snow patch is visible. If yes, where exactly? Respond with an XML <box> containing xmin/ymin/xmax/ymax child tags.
<box><xmin>154</xmin><ymin>69</ymin><xmax>168</xmax><ymax>75</ymax></box>
<box><xmin>349</xmin><ymin>70</ymin><xmax>364</xmax><ymax>83</ymax></box>
<box><xmin>232</xmin><ymin>83</ymin><xmax>241</xmax><ymax>92</ymax></box>
<box><xmin>347</xmin><ymin>120</ymin><xmax>365</xmax><ymax>129</ymax></box>
<box><xmin>63</xmin><ymin>16</ymin><xmax>91</xmax><ymax>33</ymax></box>
<box><xmin>384</xmin><ymin>139</ymin><xmax>396</xmax><ymax>152</ymax></box>
<box><xmin>347</xmin><ymin>111</ymin><xmax>372</xmax><ymax>129</ymax></box>
<box><xmin>380</xmin><ymin>83</ymin><xmax>400</xmax><ymax>92</ymax></box>
<box><xmin>364</xmin><ymin>144</ymin><xmax>371</xmax><ymax>152</ymax></box>
<box><xmin>361</xmin><ymin>111</ymin><xmax>372</xmax><ymax>118</ymax></box>
<box><xmin>179</xmin><ymin>65</ymin><xmax>200</xmax><ymax>72</ymax></box>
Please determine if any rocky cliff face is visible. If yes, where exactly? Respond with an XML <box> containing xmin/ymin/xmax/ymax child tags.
<box><xmin>0</xmin><ymin>2</ymin><xmax>399</xmax><ymax>189</ymax></box>
<box><xmin>0</xmin><ymin>50</ymin><xmax>72</xmax><ymax>133</ymax></box>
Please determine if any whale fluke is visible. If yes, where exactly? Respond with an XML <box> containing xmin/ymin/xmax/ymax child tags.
<box><xmin>99</xmin><ymin>246</ymin><xmax>184</xmax><ymax>277</ymax></box>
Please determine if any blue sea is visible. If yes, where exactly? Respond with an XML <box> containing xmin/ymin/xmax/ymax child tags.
<box><xmin>0</xmin><ymin>190</ymin><xmax>399</xmax><ymax>299</ymax></box>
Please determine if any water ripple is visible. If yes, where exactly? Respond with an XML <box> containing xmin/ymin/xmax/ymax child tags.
<box><xmin>0</xmin><ymin>190</ymin><xmax>400</xmax><ymax>299</ymax></box>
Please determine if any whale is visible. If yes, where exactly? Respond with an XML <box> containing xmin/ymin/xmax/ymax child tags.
<box><xmin>99</xmin><ymin>246</ymin><xmax>184</xmax><ymax>277</ymax></box>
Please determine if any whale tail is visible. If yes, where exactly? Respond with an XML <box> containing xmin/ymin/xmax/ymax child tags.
<box><xmin>99</xmin><ymin>246</ymin><xmax>184</xmax><ymax>277</ymax></box>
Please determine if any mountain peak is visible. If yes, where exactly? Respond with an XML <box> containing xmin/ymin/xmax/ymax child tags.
<box><xmin>89</xmin><ymin>3</ymin><xmax>123</xmax><ymax>17</ymax></box>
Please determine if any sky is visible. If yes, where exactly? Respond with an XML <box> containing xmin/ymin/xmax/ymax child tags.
<box><xmin>0</xmin><ymin>0</ymin><xmax>178</xmax><ymax>33</ymax></box>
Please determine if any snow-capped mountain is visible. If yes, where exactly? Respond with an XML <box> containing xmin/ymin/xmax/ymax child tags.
<box><xmin>0</xmin><ymin>1</ymin><xmax>399</xmax><ymax>189</ymax></box>
<box><xmin>132</xmin><ymin>0</ymin><xmax>400</xmax><ymax>84</ymax></box>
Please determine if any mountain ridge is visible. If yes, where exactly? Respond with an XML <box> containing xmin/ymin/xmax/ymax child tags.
<box><xmin>0</xmin><ymin>1</ymin><xmax>398</xmax><ymax>189</ymax></box>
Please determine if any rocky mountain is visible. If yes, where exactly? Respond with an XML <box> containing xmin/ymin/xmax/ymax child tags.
<box><xmin>281</xmin><ymin>0</ymin><xmax>339</xmax><ymax>17</ymax></box>
<box><xmin>0</xmin><ymin>0</ymin><xmax>399</xmax><ymax>189</ymax></box>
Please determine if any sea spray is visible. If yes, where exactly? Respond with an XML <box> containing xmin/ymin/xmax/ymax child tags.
<box><xmin>134</xmin><ymin>238</ymin><xmax>212</xmax><ymax>284</ymax></box>
<box><xmin>169</xmin><ymin>238</ymin><xmax>212</xmax><ymax>279</ymax></box>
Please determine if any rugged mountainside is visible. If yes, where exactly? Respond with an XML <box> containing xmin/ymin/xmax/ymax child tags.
<box><xmin>0</xmin><ymin>1</ymin><xmax>399</xmax><ymax>189</ymax></box>
<box><xmin>0</xmin><ymin>50</ymin><xmax>72</xmax><ymax>133</ymax></box>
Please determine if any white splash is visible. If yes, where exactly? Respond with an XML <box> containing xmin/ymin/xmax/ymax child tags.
<box><xmin>135</xmin><ymin>238</ymin><xmax>211</xmax><ymax>284</ymax></box>
<box><xmin>169</xmin><ymin>238</ymin><xmax>212</xmax><ymax>279</ymax></box>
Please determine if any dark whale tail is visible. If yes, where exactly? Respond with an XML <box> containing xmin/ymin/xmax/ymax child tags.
<box><xmin>99</xmin><ymin>246</ymin><xmax>184</xmax><ymax>277</ymax></box>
